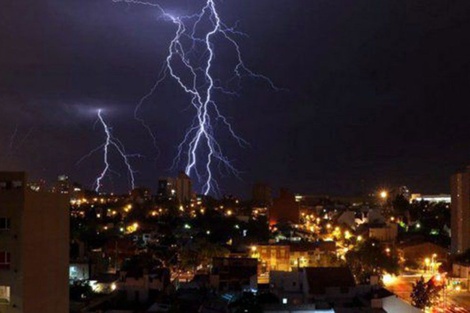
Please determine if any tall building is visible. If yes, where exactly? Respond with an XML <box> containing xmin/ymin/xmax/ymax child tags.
<box><xmin>49</xmin><ymin>175</ymin><xmax>72</xmax><ymax>194</ymax></box>
<box><xmin>269</xmin><ymin>188</ymin><xmax>299</xmax><ymax>225</ymax></box>
<box><xmin>0</xmin><ymin>172</ymin><xmax>69</xmax><ymax>313</ymax></box>
<box><xmin>252</xmin><ymin>182</ymin><xmax>272</xmax><ymax>206</ymax></box>
<box><xmin>451</xmin><ymin>167</ymin><xmax>470</xmax><ymax>254</ymax></box>
<box><xmin>157</xmin><ymin>178</ymin><xmax>173</xmax><ymax>200</ymax></box>
<box><xmin>157</xmin><ymin>172</ymin><xmax>192</xmax><ymax>204</ymax></box>
<box><xmin>175</xmin><ymin>172</ymin><xmax>192</xmax><ymax>204</ymax></box>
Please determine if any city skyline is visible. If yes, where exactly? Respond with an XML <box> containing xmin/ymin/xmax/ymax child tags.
<box><xmin>1</xmin><ymin>0</ymin><xmax>470</xmax><ymax>196</ymax></box>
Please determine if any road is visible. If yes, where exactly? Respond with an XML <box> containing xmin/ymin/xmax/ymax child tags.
<box><xmin>384</xmin><ymin>272</ymin><xmax>470</xmax><ymax>313</ymax></box>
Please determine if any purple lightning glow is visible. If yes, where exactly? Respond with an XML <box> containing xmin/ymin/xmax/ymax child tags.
<box><xmin>114</xmin><ymin>0</ymin><xmax>277</xmax><ymax>195</ymax></box>
<box><xmin>78</xmin><ymin>109</ymin><xmax>140</xmax><ymax>192</ymax></box>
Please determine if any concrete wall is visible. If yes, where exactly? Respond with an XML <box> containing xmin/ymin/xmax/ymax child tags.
<box><xmin>453</xmin><ymin>263</ymin><xmax>470</xmax><ymax>278</ymax></box>
<box><xmin>22</xmin><ymin>190</ymin><xmax>69</xmax><ymax>313</ymax></box>
<box><xmin>451</xmin><ymin>171</ymin><xmax>470</xmax><ymax>254</ymax></box>
<box><xmin>0</xmin><ymin>172</ymin><xmax>69</xmax><ymax>313</ymax></box>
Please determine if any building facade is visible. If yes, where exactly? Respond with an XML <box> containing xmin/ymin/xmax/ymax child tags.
<box><xmin>451</xmin><ymin>167</ymin><xmax>470</xmax><ymax>254</ymax></box>
<box><xmin>210</xmin><ymin>257</ymin><xmax>257</xmax><ymax>292</ymax></box>
<box><xmin>0</xmin><ymin>172</ymin><xmax>69</xmax><ymax>313</ymax></box>
<box><xmin>157</xmin><ymin>172</ymin><xmax>192</xmax><ymax>204</ymax></box>
<box><xmin>269</xmin><ymin>189</ymin><xmax>299</xmax><ymax>225</ymax></box>
<box><xmin>251</xmin><ymin>244</ymin><xmax>291</xmax><ymax>277</ymax></box>
<box><xmin>252</xmin><ymin>182</ymin><xmax>272</xmax><ymax>206</ymax></box>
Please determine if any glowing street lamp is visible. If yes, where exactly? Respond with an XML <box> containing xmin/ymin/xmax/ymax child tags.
<box><xmin>380</xmin><ymin>190</ymin><xmax>388</xmax><ymax>199</ymax></box>
<box><xmin>431</xmin><ymin>253</ymin><xmax>437</xmax><ymax>274</ymax></box>
<box><xmin>383</xmin><ymin>273</ymin><xmax>395</xmax><ymax>285</ymax></box>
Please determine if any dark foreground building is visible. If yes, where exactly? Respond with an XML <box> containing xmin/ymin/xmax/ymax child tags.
<box><xmin>451</xmin><ymin>166</ymin><xmax>470</xmax><ymax>254</ymax></box>
<box><xmin>0</xmin><ymin>172</ymin><xmax>69</xmax><ymax>313</ymax></box>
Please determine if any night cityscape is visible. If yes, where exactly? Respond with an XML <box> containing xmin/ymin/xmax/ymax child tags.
<box><xmin>1</xmin><ymin>1</ymin><xmax>470</xmax><ymax>312</ymax></box>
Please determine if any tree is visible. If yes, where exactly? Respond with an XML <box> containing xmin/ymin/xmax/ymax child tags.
<box><xmin>179</xmin><ymin>238</ymin><xmax>229</xmax><ymax>270</ymax></box>
<box><xmin>410</xmin><ymin>276</ymin><xmax>443</xmax><ymax>310</ymax></box>
<box><xmin>411</xmin><ymin>276</ymin><xmax>429</xmax><ymax>309</ymax></box>
<box><xmin>345</xmin><ymin>239</ymin><xmax>399</xmax><ymax>284</ymax></box>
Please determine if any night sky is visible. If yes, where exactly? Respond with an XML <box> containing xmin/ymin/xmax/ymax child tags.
<box><xmin>1</xmin><ymin>0</ymin><xmax>470</xmax><ymax>197</ymax></box>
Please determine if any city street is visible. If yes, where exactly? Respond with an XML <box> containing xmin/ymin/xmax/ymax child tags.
<box><xmin>385</xmin><ymin>273</ymin><xmax>470</xmax><ymax>313</ymax></box>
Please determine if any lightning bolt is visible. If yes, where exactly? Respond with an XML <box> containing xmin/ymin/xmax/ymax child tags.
<box><xmin>77</xmin><ymin>109</ymin><xmax>140</xmax><ymax>192</ymax></box>
<box><xmin>114</xmin><ymin>0</ymin><xmax>278</xmax><ymax>195</ymax></box>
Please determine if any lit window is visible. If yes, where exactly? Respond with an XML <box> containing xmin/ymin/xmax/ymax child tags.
<box><xmin>0</xmin><ymin>252</ymin><xmax>11</xmax><ymax>270</ymax></box>
<box><xmin>0</xmin><ymin>218</ymin><xmax>10</xmax><ymax>230</ymax></box>
<box><xmin>11</xmin><ymin>181</ymin><xmax>22</xmax><ymax>188</ymax></box>
<box><xmin>0</xmin><ymin>285</ymin><xmax>10</xmax><ymax>303</ymax></box>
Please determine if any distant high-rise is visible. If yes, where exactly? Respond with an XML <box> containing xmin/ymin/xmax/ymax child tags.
<box><xmin>175</xmin><ymin>172</ymin><xmax>192</xmax><ymax>204</ymax></box>
<box><xmin>157</xmin><ymin>178</ymin><xmax>174</xmax><ymax>199</ymax></box>
<box><xmin>0</xmin><ymin>172</ymin><xmax>69</xmax><ymax>313</ymax></box>
<box><xmin>269</xmin><ymin>188</ymin><xmax>299</xmax><ymax>225</ymax></box>
<box><xmin>451</xmin><ymin>166</ymin><xmax>470</xmax><ymax>254</ymax></box>
<box><xmin>252</xmin><ymin>182</ymin><xmax>272</xmax><ymax>206</ymax></box>
<box><xmin>157</xmin><ymin>172</ymin><xmax>192</xmax><ymax>204</ymax></box>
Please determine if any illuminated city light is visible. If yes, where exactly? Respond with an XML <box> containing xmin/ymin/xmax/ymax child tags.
<box><xmin>113</xmin><ymin>0</ymin><xmax>278</xmax><ymax>195</ymax></box>
<box><xmin>126</xmin><ymin>222</ymin><xmax>139</xmax><ymax>233</ymax></box>
<box><xmin>380</xmin><ymin>190</ymin><xmax>388</xmax><ymax>199</ymax></box>
<box><xmin>382</xmin><ymin>273</ymin><xmax>396</xmax><ymax>285</ymax></box>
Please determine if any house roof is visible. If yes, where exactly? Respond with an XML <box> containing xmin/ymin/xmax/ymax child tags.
<box><xmin>304</xmin><ymin>267</ymin><xmax>356</xmax><ymax>295</ymax></box>
<box><xmin>316</xmin><ymin>241</ymin><xmax>336</xmax><ymax>252</ymax></box>
<box><xmin>289</xmin><ymin>242</ymin><xmax>317</xmax><ymax>252</ymax></box>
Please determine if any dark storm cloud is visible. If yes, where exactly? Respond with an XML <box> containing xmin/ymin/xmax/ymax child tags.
<box><xmin>1</xmin><ymin>0</ymin><xmax>470</xmax><ymax>196</ymax></box>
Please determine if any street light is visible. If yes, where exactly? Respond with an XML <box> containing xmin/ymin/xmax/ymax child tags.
<box><xmin>380</xmin><ymin>190</ymin><xmax>388</xmax><ymax>199</ymax></box>
<box><xmin>431</xmin><ymin>254</ymin><xmax>437</xmax><ymax>274</ymax></box>
<box><xmin>425</xmin><ymin>258</ymin><xmax>431</xmax><ymax>273</ymax></box>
